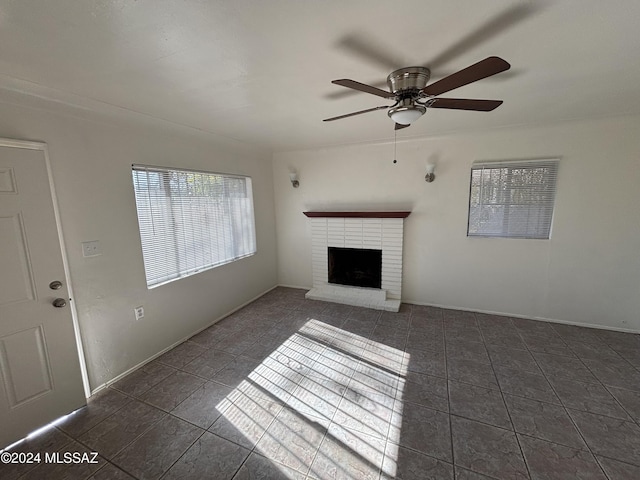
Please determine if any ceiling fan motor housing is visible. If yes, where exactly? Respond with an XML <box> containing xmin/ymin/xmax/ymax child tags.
<box><xmin>387</xmin><ymin>68</ymin><xmax>431</xmax><ymax>124</ymax></box>
<box><xmin>387</xmin><ymin>67</ymin><xmax>431</xmax><ymax>95</ymax></box>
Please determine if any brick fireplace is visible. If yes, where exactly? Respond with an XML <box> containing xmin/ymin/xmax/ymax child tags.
<box><xmin>303</xmin><ymin>211</ymin><xmax>410</xmax><ymax>312</ymax></box>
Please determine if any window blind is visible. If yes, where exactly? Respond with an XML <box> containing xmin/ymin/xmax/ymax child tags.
<box><xmin>132</xmin><ymin>165</ymin><xmax>256</xmax><ymax>288</ymax></box>
<box><xmin>467</xmin><ymin>158</ymin><xmax>559</xmax><ymax>239</ymax></box>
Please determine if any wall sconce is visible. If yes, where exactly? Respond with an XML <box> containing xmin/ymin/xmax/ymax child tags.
<box><xmin>425</xmin><ymin>163</ymin><xmax>436</xmax><ymax>183</ymax></box>
<box><xmin>289</xmin><ymin>170</ymin><xmax>300</xmax><ymax>188</ymax></box>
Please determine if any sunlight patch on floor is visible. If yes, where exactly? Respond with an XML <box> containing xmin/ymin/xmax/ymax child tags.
<box><xmin>216</xmin><ymin>319</ymin><xmax>408</xmax><ymax>478</ymax></box>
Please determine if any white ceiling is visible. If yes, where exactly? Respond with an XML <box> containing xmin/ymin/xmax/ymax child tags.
<box><xmin>1</xmin><ymin>0</ymin><xmax>640</xmax><ymax>152</ymax></box>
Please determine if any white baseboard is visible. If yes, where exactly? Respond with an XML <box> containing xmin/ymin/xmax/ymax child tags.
<box><xmin>276</xmin><ymin>283</ymin><xmax>637</xmax><ymax>333</ymax></box>
<box><xmin>278</xmin><ymin>284</ymin><xmax>639</xmax><ymax>334</ymax></box>
<box><xmin>404</xmin><ymin>299</ymin><xmax>639</xmax><ymax>334</ymax></box>
<box><xmin>276</xmin><ymin>283</ymin><xmax>310</xmax><ymax>291</ymax></box>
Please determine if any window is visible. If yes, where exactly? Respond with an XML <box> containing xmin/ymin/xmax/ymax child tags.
<box><xmin>132</xmin><ymin>165</ymin><xmax>256</xmax><ymax>288</ymax></box>
<box><xmin>467</xmin><ymin>158</ymin><xmax>559</xmax><ymax>239</ymax></box>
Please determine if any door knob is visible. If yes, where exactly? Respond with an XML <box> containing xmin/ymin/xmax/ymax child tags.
<box><xmin>52</xmin><ymin>298</ymin><xmax>67</xmax><ymax>308</ymax></box>
<box><xmin>49</xmin><ymin>280</ymin><xmax>63</xmax><ymax>290</ymax></box>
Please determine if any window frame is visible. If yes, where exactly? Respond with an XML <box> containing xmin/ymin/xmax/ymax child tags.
<box><xmin>132</xmin><ymin>164</ymin><xmax>257</xmax><ymax>288</ymax></box>
<box><xmin>466</xmin><ymin>158</ymin><xmax>559</xmax><ymax>240</ymax></box>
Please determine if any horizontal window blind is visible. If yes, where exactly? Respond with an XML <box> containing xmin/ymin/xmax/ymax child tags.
<box><xmin>468</xmin><ymin>158</ymin><xmax>559</xmax><ymax>239</ymax></box>
<box><xmin>132</xmin><ymin>165</ymin><xmax>256</xmax><ymax>288</ymax></box>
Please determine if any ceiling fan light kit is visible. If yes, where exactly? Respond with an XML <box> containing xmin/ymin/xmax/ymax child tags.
<box><xmin>388</xmin><ymin>101</ymin><xmax>426</xmax><ymax>125</ymax></box>
<box><xmin>324</xmin><ymin>56</ymin><xmax>510</xmax><ymax>129</ymax></box>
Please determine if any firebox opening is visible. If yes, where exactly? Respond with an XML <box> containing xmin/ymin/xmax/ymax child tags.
<box><xmin>328</xmin><ymin>247</ymin><xmax>382</xmax><ymax>289</ymax></box>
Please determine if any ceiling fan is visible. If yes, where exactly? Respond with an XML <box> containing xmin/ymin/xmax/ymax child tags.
<box><xmin>323</xmin><ymin>56</ymin><xmax>510</xmax><ymax>130</ymax></box>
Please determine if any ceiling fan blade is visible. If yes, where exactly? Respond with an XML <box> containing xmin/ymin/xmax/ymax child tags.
<box><xmin>428</xmin><ymin>98</ymin><xmax>503</xmax><ymax>111</ymax></box>
<box><xmin>325</xmin><ymin>79</ymin><xmax>390</xmax><ymax>100</ymax></box>
<box><xmin>425</xmin><ymin>4</ymin><xmax>539</xmax><ymax>70</ymax></box>
<box><xmin>323</xmin><ymin>105</ymin><xmax>390</xmax><ymax>122</ymax></box>
<box><xmin>331</xmin><ymin>79</ymin><xmax>395</xmax><ymax>98</ymax></box>
<box><xmin>395</xmin><ymin>123</ymin><xmax>410</xmax><ymax>130</ymax></box>
<box><xmin>423</xmin><ymin>57</ymin><xmax>510</xmax><ymax>97</ymax></box>
<box><xmin>429</xmin><ymin>68</ymin><xmax>523</xmax><ymax>83</ymax></box>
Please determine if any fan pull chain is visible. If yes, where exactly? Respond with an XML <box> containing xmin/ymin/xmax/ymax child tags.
<box><xmin>393</xmin><ymin>129</ymin><xmax>397</xmax><ymax>164</ymax></box>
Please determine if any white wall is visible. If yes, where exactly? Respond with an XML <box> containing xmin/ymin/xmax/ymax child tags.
<box><xmin>0</xmin><ymin>92</ymin><xmax>278</xmax><ymax>391</ymax></box>
<box><xmin>273</xmin><ymin>115</ymin><xmax>640</xmax><ymax>332</ymax></box>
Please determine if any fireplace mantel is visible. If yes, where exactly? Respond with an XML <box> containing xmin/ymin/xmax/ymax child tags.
<box><xmin>303</xmin><ymin>211</ymin><xmax>411</xmax><ymax>218</ymax></box>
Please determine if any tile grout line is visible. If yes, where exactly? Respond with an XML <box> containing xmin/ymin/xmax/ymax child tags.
<box><xmin>559</xmin><ymin>336</ymin><xmax>640</xmax><ymax>431</ymax></box>
<box><xmin>51</xmin><ymin>391</ymin><xmax>152</xmax><ymax>480</ymax></box>
<box><xmin>106</xmin><ymin>380</ymin><xmax>259</xmax><ymax>459</ymax></box>
<box><xmin>479</xmin><ymin>343</ymin><xmax>640</xmax><ymax>424</ymax></box>
<box><xmin>516</xmin><ymin>321</ymin><xmax>617</xmax><ymax>478</ymax></box>
<box><xmin>97</xmin><ymin>388</ymin><xmax>211</xmax><ymax>479</ymax></box>
<box><xmin>285</xmin><ymin>305</ymin><xmax>364</xmax><ymax>479</ymax></box>
<box><xmin>156</xmin><ymin>429</ymin><xmax>208</xmax><ymax>480</ymax></box>
<box><xmin>53</xmin><ymin>388</ymin><xmax>137</xmax><ymax>444</ymax></box>
<box><xmin>476</xmin><ymin>315</ymin><xmax>533</xmax><ymax>480</ymax></box>
<box><xmin>440</xmin><ymin>309</ymin><xmax>459</xmax><ymax>479</ymax></box>
<box><xmin>374</xmin><ymin>306</ymin><xmax>412</xmax><ymax>480</ymax></box>
<box><xmin>562</xmin><ymin>328</ymin><xmax>640</xmax><ymax>373</ymax></box>
<box><xmin>553</xmin><ymin>327</ymin><xmax>640</xmax><ymax>423</ymax></box>
<box><xmin>600</xmin><ymin>384</ymin><xmax>640</xmax><ymax>430</ymax></box>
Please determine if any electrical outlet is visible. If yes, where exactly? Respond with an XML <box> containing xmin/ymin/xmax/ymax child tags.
<box><xmin>82</xmin><ymin>240</ymin><xmax>102</xmax><ymax>257</ymax></box>
<box><xmin>134</xmin><ymin>306</ymin><xmax>144</xmax><ymax>321</ymax></box>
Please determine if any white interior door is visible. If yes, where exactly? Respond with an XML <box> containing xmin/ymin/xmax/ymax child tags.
<box><xmin>0</xmin><ymin>141</ymin><xmax>86</xmax><ymax>448</ymax></box>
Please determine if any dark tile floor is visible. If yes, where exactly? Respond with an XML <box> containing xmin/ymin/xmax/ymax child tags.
<box><xmin>3</xmin><ymin>287</ymin><xmax>640</xmax><ymax>479</ymax></box>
